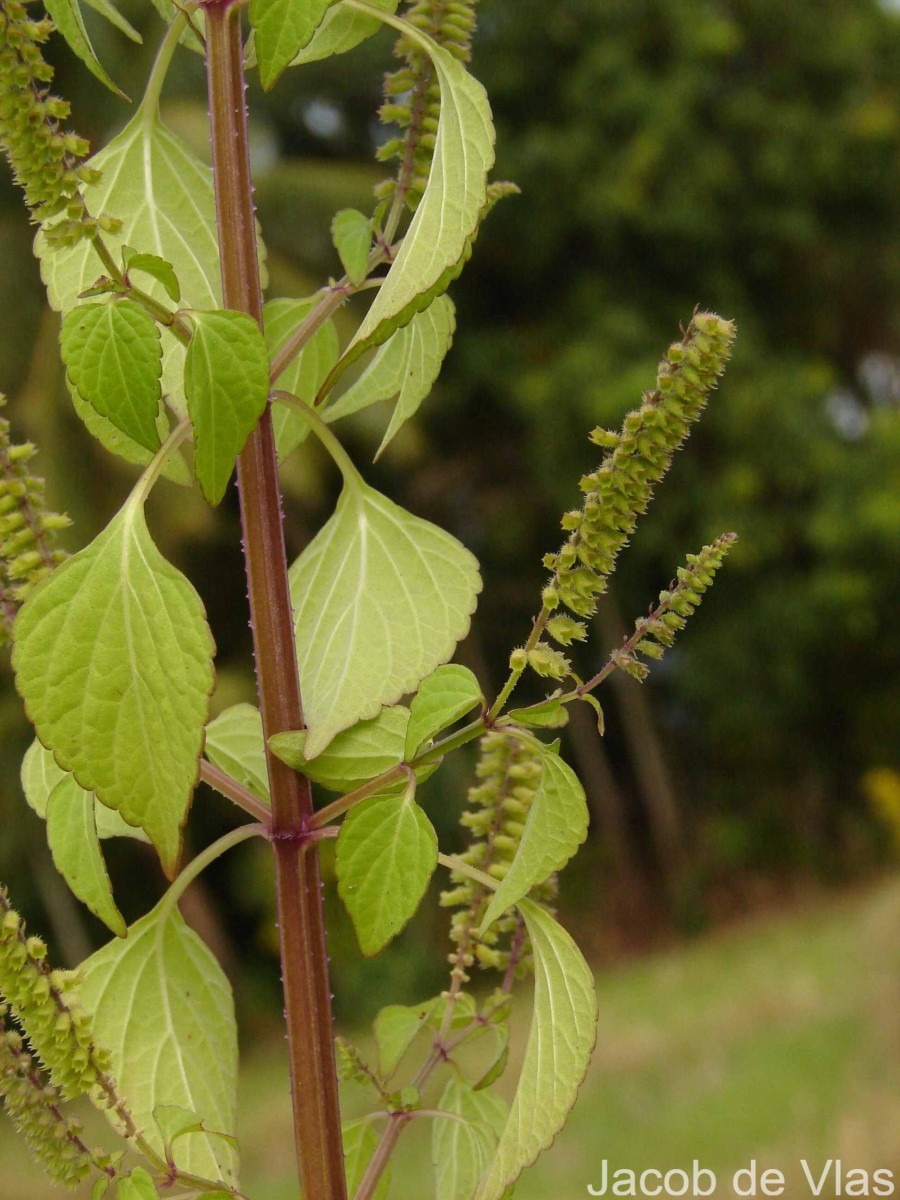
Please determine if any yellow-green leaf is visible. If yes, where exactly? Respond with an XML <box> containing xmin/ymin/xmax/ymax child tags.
<box><xmin>205</xmin><ymin>704</ymin><xmax>269</xmax><ymax>803</ymax></box>
<box><xmin>184</xmin><ymin>311</ymin><xmax>270</xmax><ymax>505</ymax></box>
<box><xmin>60</xmin><ymin>301</ymin><xmax>162</xmax><ymax>452</ymax></box>
<box><xmin>13</xmin><ymin>497</ymin><xmax>215</xmax><ymax>876</ymax></box>
<box><xmin>405</xmin><ymin>664</ymin><xmax>482</xmax><ymax>759</ymax></box>
<box><xmin>335</xmin><ymin>777</ymin><xmax>437</xmax><ymax>955</ymax></box>
<box><xmin>348</xmin><ymin>33</ymin><xmax>494</xmax><ymax>351</ymax></box>
<box><xmin>46</xmin><ymin>776</ymin><xmax>126</xmax><ymax>936</ymax></box>
<box><xmin>331</xmin><ymin>208</ymin><xmax>372</xmax><ymax>286</ymax></box>
<box><xmin>251</xmin><ymin>0</ymin><xmax>339</xmax><ymax>90</ymax></box>
<box><xmin>44</xmin><ymin>0</ymin><xmax>126</xmax><ymax>98</ymax></box>
<box><xmin>289</xmin><ymin>479</ymin><xmax>481</xmax><ymax>758</ymax></box>
<box><xmin>79</xmin><ymin>902</ymin><xmax>239</xmax><ymax>1185</ymax></box>
<box><xmin>479</xmin><ymin>745</ymin><xmax>588</xmax><ymax>934</ymax></box>
<box><xmin>433</xmin><ymin>1078</ymin><xmax>506</xmax><ymax>1200</ymax></box>
<box><xmin>264</xmin><ymin>297</ymin><xmax>339</xmax><ymax>462</ymax></box>
<box><xmin>475</xmin><ymin>902</ymin><xmax>597</xmax><ymax>1200</ymax></box>
<box><xmin>269</xmin><ymin>705</ymin><xmax>408</xmax><ymax>793</ymax></box>
<box><xmin>289</xmin><ymin>0</ymin><xmax>399</xmax><ymax>66</ymax></box>
<box><xmin>326</xmin><ymin>296</ymin><xmax>456</xmax><ymax>459</ymax></box>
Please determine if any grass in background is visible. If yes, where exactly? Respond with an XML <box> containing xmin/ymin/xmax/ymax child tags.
<box><xmin>1</xmin><ymin>880</ymin><xmax>897</xmax><ymax>1199</ymax></box>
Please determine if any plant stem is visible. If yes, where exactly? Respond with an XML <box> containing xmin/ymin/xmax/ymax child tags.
<box><xmin>204</xmin><ymin>7</ymin><xmax>347</xmax><ymax>1199</ymax></box>
<box><xmin>436</xmin><ymin>852</ymin><xmax>499</xmax><ymax>892</ymax></box>
<box><xmin>488</xmin><ymin>605</ymin><xmax>551</xmax><ymax>720</ymax></box>
<box><xmin>199</xmin><ymin>759</ymin><xmax>272</xmax><ymax>825</ymax></box>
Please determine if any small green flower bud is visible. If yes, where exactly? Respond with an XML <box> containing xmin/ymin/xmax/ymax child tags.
<box><xmin>509</xmin><ymin>647</ymin><xmax>528</xmax><ymax>672</ymax></box>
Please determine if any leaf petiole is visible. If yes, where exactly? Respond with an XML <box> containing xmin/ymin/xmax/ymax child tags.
<box><xmin>158</xmin><ymin>823</ymin><xmax>267</xmax><ymax>928</ymax></box>
<box><xmin>271</xmin><ymin>390</ymin><xmax>361</xmax><ymax>485</ymax></box>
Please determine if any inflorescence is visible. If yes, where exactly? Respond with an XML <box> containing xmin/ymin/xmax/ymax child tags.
<box><xmin>440</xmin><ymin>731</ymin><xmax>556</xmax><ymax>982</ymax></box>
<box><xmin>609</xmin><ymin>532</ymin><xmax>737</xmax><ymax>683</ymax></box>
<box><xmin>512</xmin><ymin>311</ymin><xmax>735</xmax><ymax>682</ymax></box>
<box><xmin>377</xmin><ymin>0</ymin><xmax>478</xmax><ymax>212</ymax></box>
<box><xmin>0</xmin><ymin>0</ymin><xmax>108</xmax><ymax>244</ymax></box>
<box><xmin>0</xmin><ymin>888</ymin><xmax>113</xmax><ymax>1103</ymax></box>
<box><xmin>0</xmin><ymin>396</ymin><xmax>69</xmax><ymax>647</ymax></box>
<box><xmin>0</xmin><ymin>1007</ymin><xmax>113</xmax><ymax>1187</ymax></box>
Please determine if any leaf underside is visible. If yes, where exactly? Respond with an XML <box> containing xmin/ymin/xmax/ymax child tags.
<box><xmin>290</xmin><ymin>479</ymin><xmax>481</xmax><ymax>758</ymax></box>
<box><xmin>475</xmin><ymin>901</ymin><xmax>598</xmax><ymax>1200</ymax></box>
<box><xmin>204</xmin><ymin>704</ymin><xmax>270</xmax><ymax>803</ymax></box>
<box><xmin>78</xmin><ymin>903</ymin><xmax>239</xmax><ymax>1184</ymax></box>
<box><xmin>289</xmin><ymin>0</ymin><xmax>400</xmax><ymax>67</ymax></box>
<box><xmin>349</xmin><ymin>42</ymin><xmax>494</xmax><ymax>351</ymax></box>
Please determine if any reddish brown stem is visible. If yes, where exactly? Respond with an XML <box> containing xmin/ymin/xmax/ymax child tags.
<box><xmin>203</xmin><ymin>7</ymin><xmax>347</xmax><ymax>1198</ymax></box>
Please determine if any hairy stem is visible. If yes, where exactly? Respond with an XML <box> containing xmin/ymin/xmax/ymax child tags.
<box><xmin>203</xmin><ymin>7</ymin><xmax>347</xmax><ymax>1199</ymax></box>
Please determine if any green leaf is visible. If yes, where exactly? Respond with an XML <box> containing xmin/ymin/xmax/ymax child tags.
<box><xmin>117</xmin><ymin>1168</ymin><xmax>159</xmax><ymax>1200</ymax></box>
<box><xmin>290</xmin><ymin>479</ymin><xmax>481</xmax><ymax>757</ymax></box>
<box><xmin>264</xmin><ymin>297</ymin><xmax>339</xmax><ymax>462</ymax></box>
<box><xmin>343</xmin><ymin>1120</ymin><xmax>390</xmax><ymax>1200</ymax></box>
<box><xmin>68</xmin><ymin>384</ymin><xmax>190</xmax><ymax>485</ymax></box>
<box><xmin>79</xmin><ymin>902</ymin><xmax>239</xmax><ymax>1185</ymax></box>
<box><xmin>122</xmin><ymin>247</ymin><xmax>180</xmax><ymax>303</ymax></box>
<box><xmin>184</xmin><ymin>311</ymin><xmax>270</xmax><ymax>505</ymax></box>
<box><xmin>251</xmin><ymin>0</ymin><xmax>338</xmax><ymax>90</ymax></box>
<box><xmin>154</xmin><ymin>1104</ymin><xmax>239</xmax><ymax>1155</ymax></box>
<box><xmin>343</xmin><ymin>183</ymin><xmax>517</xmax><ymax>377</ymax></box>
<box><xmin>348</xmin><ymin>41</ymin><xmax>494</xmax><ymax>352</ymax></box>
<box><xmin>475</xmin><ymin>901</ymin><xmax>597</xmax><ymax>1200</ymax></box>
<box><xmin>46</xmin><ymin>776</ymin><xmax>126</xmax><ymax>936</ymax></box>
<box><xmin>326</xmin><ymin>296</ymin><xmax>456</xmax><ymax>459</ymax></box>
<box><xmin>13</xmin><ymin>497</ymin><xmax>215</xmax><ymax>877</ymax></box>
<box><xmin>474</xmin><ymin>1023</ymin><xmax>510</xmax><ymax>1092</ymax></box>
<box><xmin>43</xmin><ymin>0</ymin><xmax>126</xmax><ymax>98</ymax></box>
<box><xmin>60</xmin><ymin>301</ymin><xmax>163</xmax><ymax>452</ymax></box>
<box><xmin>82</xmin><ymin>0</ymin><xmax>142</xmax><ymax>43</ymax></box>
<box><xmin>433</xmin><ymin>1078</ymin><xmax>507</xmax><ymax>1200</ymax></box>
<box><xmin>36</xmin><ymin>106</ymin><xmax>252</xmax><ymax>423</ymax></box>
<box><xmin>270</xmin><ymin>705</ymin><xmax>408</xmax><ymax>792</ymax></box>
<box><xmin>405</xmin><ymin>663</ymin><xmax>483</xmax><ymax>759</ymax></box>
<box><xmin>289</xmin><ymin>0</ymin><xmax>399</xmax><ymax>65</ymax></box>
<box><xmin>581</xmin><ymin>692</ymin><xmax>605</xmax><ymax>735</ymax></box>
<box><xmin>332</xmin><ymin>209</ymin><xmax>372</xmax><ymax>286</ymax></box>
<box><xmin>336</xmin><ymin>778</ymin><xmax>437</xmax><ymax>955</ymax></box>
<box><xmin>154</xmin><ymin>1104</ymin><xmax>205</xmax><ymax>1146</ymax></box>
<box><xmin>205</xmin><ymin>704</ymin><xmax>269</xmax><ymax>803</ymax></box>
<box><xmin>508</xmin><ymin>693</ymin><xmax>569</xmax><ymax>730</ymax></box>
<box><xmin>373</xmin><ymin>998</ymin><xmax>438</xmax><ymax>1078</ymax></box>
<box><xmin>93</xmin><ymin>1177</ymin><xmax>113</xmax><ymax>1200</ymax></box>
<box><xmin>22</xmin><ymin>738</ymin><xmax>150</xmax><ymax>842</ymax></box>
<box><xmin>479</xmin><ymin>746</ymin><xmax>588</xmax><ymax>934</ymax></box>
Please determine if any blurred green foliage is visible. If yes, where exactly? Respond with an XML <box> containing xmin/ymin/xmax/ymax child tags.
<box><xmin>0</xmin><ymin>0</ymin><xmax>898</xmax><ymax>1010</ymax></box>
